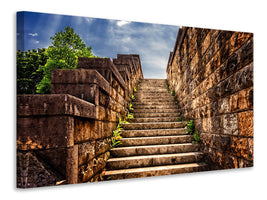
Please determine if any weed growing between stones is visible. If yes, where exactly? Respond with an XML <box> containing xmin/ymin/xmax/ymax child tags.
<box><xmin>111</xmin><ymin>118</ymin><xmax>129</xmax><ymax>147</ymax></box>
<box><xmin>185</xmin><ymin>120</ymin><xmax>200</xmax><ymax>144</ymax></box>
<box><xmin>178</xmin><ymin>117</ymin><xmax>183</xmax><ymax>122</ymax></box>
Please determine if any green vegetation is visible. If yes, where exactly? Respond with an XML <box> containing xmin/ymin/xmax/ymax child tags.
<box><xmin>131</xmin><ymin>94</ymin><xmax>135</xmax><ymax>101</ymax></box>
<box><xmin>17</xmin><ymin>26</ymin><xmax>96</xmax><ymax>94</ymax></box>
<box><xmin>185</xmin><ymin>120</ymin><xmax>200</xmax><ymax>144</ymax></box>
<box><xmin>36</xmin><ymin>26</ymin><xmax>95</xmax><ymax>93</ymax></box>
<box><xmin>17</xmin><ymin>48</ymin><xmax>48</xmax><ymax>94</ymax></box>
<box><xmin>126</xmin><ymin>112</ymin><xmax>134</xmax><ymax>120</ymax></box>
<box><xmin>192</xmin><ymin>130</ymin><xmax>200</xmax><ymax>144</ymax></box>
<box><xmin>185</xmin><ymin>120</ymin><xmax>195</xmax><ymax>135</ymax></box>
<box><xmin>171</xmin><ymin>90</ymin><xmax>175</xmax><ymax>96</ymax></box>
<box><xmin>111</xmin><ymin>118</ymin><xmax>129</xmax><ymax>147</ymax></box>
<box><xmin>178</xmin><ymin>117</ymin><xmax>183</xmax><ymax>122</ymax></box>
<box><xmin>166</xmin><ymin>84</ymin><xmax>170</xmax><ymax>91</ymax></box>
<box><xmin>129</xmin><ymin>102</ymin><xmax>134</xmax><ymax>111</ymax></box>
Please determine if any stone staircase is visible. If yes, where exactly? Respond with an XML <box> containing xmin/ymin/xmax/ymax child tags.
<box><xmin>104</xmin><ymin>79</ymin><xmax>207</xmax><ymax>180</ymax></box>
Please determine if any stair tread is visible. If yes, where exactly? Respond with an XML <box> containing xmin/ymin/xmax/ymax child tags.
<box><xmin>108</xmin><ymin>152</ymin><xmax>203</xmax><ymax>162</ymax></box>
<box><xmin>125</xmin><ymin>121</ymin><xmax>186</xmax><ymax>125</ymax></box>
<box><xmin>104</xmin><ymin>163</ymin><xmax>207</xmax><ymax>175</ymax></box>
<box><xmin>111</xmin><ymin>143</ymin><xmax>197</xmax><ymax>150</ymax></box>
<box><xmin>120</xmin><ymin>135</ymin><xmax>191</xmax><ymax>140</ymax></box>
<box><xmin>122</xmin><ymin>128</ymin><xmax>185</xmax><ymax>133</ymax></box>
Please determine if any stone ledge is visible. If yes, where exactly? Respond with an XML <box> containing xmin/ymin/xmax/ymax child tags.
<box><xmin>77</xmin><ymin>58</ymin><xmax>127</xmax><ymax>90</ymax></box>
<box><xmin>17</xmin><ymin>94</ymin><xmax>96</xmax><ymax>119</ymax></box>
<box><xmin>52</xmin><ymin>69</ymin><xmax>110</xmax><ymax>94</ymax></box>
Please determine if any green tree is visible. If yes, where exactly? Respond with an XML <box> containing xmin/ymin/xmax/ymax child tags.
<box><xmin>17</xmin><ymin>48</ymin><xmax>47</xmax><ymax>94</ymax></box>
<box><xmin>36</xmin><ymin>26</ymin><xmax>95</xmax><ymax>94</ymax></box>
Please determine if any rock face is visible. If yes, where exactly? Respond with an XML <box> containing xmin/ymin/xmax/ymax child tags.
<box><xmin>103</xmin><ymin>79</ymin><xmax>207</xmax><ymax>180</ymax></box>
<box><xmin>166</xmin><ymin>27</ymin><xmax>253</xmax><ymax>169</ymax></box>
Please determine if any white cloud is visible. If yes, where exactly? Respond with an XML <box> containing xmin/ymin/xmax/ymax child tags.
<box><xmin>85</xmin><ymin>17</ymin><xmax>93</xmax><ymax>23</ymax></box>
<box><xmin>117</xmin><ymin>20</ymin><xmax>131</xmax><ymax>27</ymax></box>
<box><xmin>28</xmin><ymin>33</ymin><xmax>38</xmax><ymax>37</ymax></box>
<box><xmin>104</xmin><ymin>20</ymin><xmax>178</xmax><ymax>78</ymax></box>
<box><xmin>122</xmin><ymin>37</ymin><xmax>131</xmax><ymax>43</ymax></box>
<box><xmin>35</xmin><ymin>40</ymin><xmax>40</xmax><ymax>44</ymax></box>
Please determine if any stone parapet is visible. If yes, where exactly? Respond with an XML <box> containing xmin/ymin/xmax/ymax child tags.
<box><xmin>17</xmin><ymin>55</ymin><xmax>143</xmax><ymax>188</ymax></box>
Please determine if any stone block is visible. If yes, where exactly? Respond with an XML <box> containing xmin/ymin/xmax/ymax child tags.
<box><xmin>218</xmin><ymin>96</ymin><xmax>230</xmax><ymax>114</ymax></box>
<box><xmin>93</xmin><ymin>152</ymin><xmax>110</xmax><ymax>174</ymax></box>
<box><xmin>74</xmin><ymin>118</ymin><xmax>95</xmax><ymax>143</ymax></box>
<box><xmin>210</xmin><ymin>116</ymin><xmax>223</xmax><ymax>134</ymax></box>
<box><xmin>95</xmin><ymin>138</ymin><xmax>111</xmax><ymax>156</ymax></box>
<box><xmin>202</xmin><ymin>117</ymin><xmax>211</xmax><ymax>133</ymax></box>
<box><xmin>78</xmin><ymin>141</ymin><xmax>95</xmax><ymax>166</ymax></box>
<box><xmin>240</xmin><ymin>39</ymin><xmax>253</xmax><ymax>68</ymax></box>
<box><xmin>238</xmin><ymin>111</ymin><xmax>253</xmax><ymax>137</ymax></box>
<box><xmin>78</xmin><ymin>160</ymin><xmax>94</xmax><ymax>183</ymax></box>
<box><xmin>230</xmin><ymin>136</ymin><xmax>250</xmax><ymax>159</ymax></box>
<box><xmin>233</xmin><ymin>63</ymin><xmax>253</xmax><ymax>93</ymax></box>
<box><xmin>229</xmin><ymin>32</ymin><xmax>252</xmax><ymax>54</ymax></box>
<box><xmin>222</xmin><ymin>114</ymin><xmax>238</xmax><ymax>135</ymax></box>
<box><xmin>229</xmin><ymin>87</ymin><xmax>253</xmax><ymax>112</ymax></box>
<box><xmin>17</xmin><ymin>116</ymin><xmax>74</xmax><ymax>150</ymax></box>
<box><xmin>17</xmin><ymin>94</ymin><xmax>96</xmax><ymax>119</ymax></box>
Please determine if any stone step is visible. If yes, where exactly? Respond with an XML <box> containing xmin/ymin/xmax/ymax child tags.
<box><xmin>135</xmin><ymin>94</ymin><xmax>173</xmax><ymax>99</ymax></box>
<box><xmin>134</xmin><ymin>98</ymin><xmax>175</xmax><ymax>103</ymax></box>
<box><xmin>121</xmin><ymin>128</ymin><xmax>186</xmax><ymax>138</ymax></box>
<box><xmin>135</xmin><ymin>96</ymin><xmax>174</xmax><ymax>100</ymax></box>
<box><xmin>140</xmin><ymin>79</ymin><xmax>167</xmax><ymax>84</ymax></box>
<box><xmin>122</xmin><ymin>121</ymin><xmax>186</xmax><ymax>130</ymax></box>
<box><xmin>119</xmin><ymin>135</ymin><xmax>193</xmax><ymax>147</ymax></box>
<box><xmin>133</xmin><ymin>101</ymin><xmax>177</xmax><ymax>105</ymax></box>
<box><xmin>133</xmin><ymin>105</ymin><xmax>178</xmax><ymax>110</ymax></box>
<box><xmin>133</xmin><ymin>108</ymin><xmax>179</xmax><ymax>113</ymax></box>
<box><xmin>107</xmin><ymin>152</ymin><xmax>204</xmax><ymax>170</ymax></box>
<box><xmin>130</xmin><ymin>117</ymin><xmax>179</xmax><ymax>123</ymax></box>
<box><xmin>110</xmin><ymin>143</ymin><xmax>199</xmax><ymax>157</ymax></box>
<box><xmin>138</xmin><ymin>89</ymin><xmax>169</xmax><ymax>92</ymax></box>
<box><xmin>139</xmin><ymin>85</ymin><xmax>167</xmax><ymax>89</ymax></box>
<box><xmin>133</xmin><ymin>112</ymin><xmax>180</xmax><ymax>118</ymax></box>
<box><xmin>103</xmin><ymin>162</ymin><xmax>207</xmax><ymax>180</ymax></box>
<box><xmin>134</xmin><ymin>99</ymin><xmax>175</xmax><ymax>104</ymax></box>
<box><xmin>136</xmin><ymin>90</ymin><xmax>170</xmax><ymax>93</ymax></box>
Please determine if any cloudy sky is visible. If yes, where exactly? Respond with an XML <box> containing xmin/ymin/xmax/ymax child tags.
<box><xmin>17</xmin><ymin>11</ymin><xmax>179</xmax><ymax>78</ymax></box>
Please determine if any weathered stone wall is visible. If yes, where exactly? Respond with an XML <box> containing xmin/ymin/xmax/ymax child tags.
<box><xmin>166</xmin><ymin>27</ymin><xmax>253</xmax><ymax>170</ymax></box>
<box><xmin>17</xmin><ymin>55</ymin><xmax>143</xmax><ymax>188</ymax></box>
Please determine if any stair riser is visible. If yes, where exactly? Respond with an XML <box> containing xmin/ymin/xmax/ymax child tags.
<box><xmin>133</xmin><ymin>109</ymin><xmax>179</xmax><ymax>113</ymax></box>
<box><xmin>135</xmin><ymin>96</ymin><xmax>174</xmax><ymax>100</ymax></box>
<box><xmin>110</xmin><ymin>144</ymin><xmax>199</xmax><ymax>157</ymax></box>
<box><xmin>121</xmin><ymin>129</ymin><xmax>186</xmax><ymax>138</ymax></box>
<box><xmin>104</xmin><ymin>164</ymin><xmax>207</xmax><ymax>180</ymax></box>
<box><xmin>120</xmin><ymin>135</ymin><xmax>193</xmax><ymax>147</ymax></box>
<box><xmin>107</xmin><ymin>153</ymin><xmax>204</xmax><ymax>170</ymax></box>
<box><xmin>133</xmin><ymin>113</ymin><xmax>180</xmax><ymax>118</ymax></box>
<box><xmin>130</xmin><ymin>117</ymin><xmax>179</xmax><ymax>123</ymax></box>
<box><xmin>133</xmin><ymin>105</ymin><xmax>178</xmax><ymax>109</ymax></box>
<box><xmin>135</xmin><ymin>93</ymin><xmax>172</xmax><ymax>97</ymax></box>
<box><xmin>138</xmin><ymin>89</ymin><xmax>169</xmax><ymax>92</ymax></box>
<box><xmin>122</xmin><ymin>122</ymin><xmax>186</xmax><ymax>130</ymax></box>
<box><xmin>133</xmin><ymin>102</ymin><xmax>177</xmax><ymax>106</ymax></box>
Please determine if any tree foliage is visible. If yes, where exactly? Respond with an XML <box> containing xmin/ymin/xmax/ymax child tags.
<box><xmin>17</xmin><ymin>48</ymin><xmax>48</xmax><ymax>94</ymax></box>
<box><xmin>17</xmin><ymin>26</ymin><xmax>95</xmax><ymax>94</ymax></box>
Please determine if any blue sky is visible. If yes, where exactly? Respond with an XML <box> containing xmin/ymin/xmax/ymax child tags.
<box><xmin>17</xmin><ymin>11</ymin><xmax>179</xmax><ymax>78</ymax></box>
